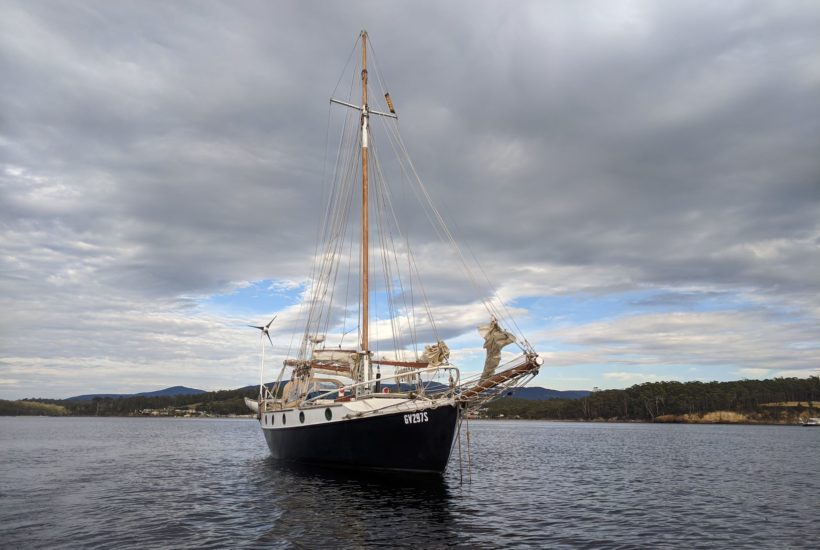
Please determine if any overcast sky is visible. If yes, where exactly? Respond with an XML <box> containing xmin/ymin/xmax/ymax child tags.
<box><xmin>1</xmin><ymin>0</ymin><xmax>818</xmax><ymax>399</ymax></box>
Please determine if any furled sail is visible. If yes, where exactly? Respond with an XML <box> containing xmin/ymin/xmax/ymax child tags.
<box><xmin>421</xmin><ymin>340</ymin><xmax>450</xmax><ymax>366</ymax></box>
<box><xmin>312</xmin><ymin>349</ymin><xmax>358</xmax><ymax>376</ymax></box>
<box><xmin>478</xmin><ymin>319</ymin><xmax>516</xmax><ymax>381</ymax></box>
<box><xmin>244</xmin><ymin>397</ymin><xmax>259</xmax><ymax>413</ymax></box>
<box><xmin>281</xmin><ymin>380</ymin><xmax>297</xmax><ymax>406</ymax></box>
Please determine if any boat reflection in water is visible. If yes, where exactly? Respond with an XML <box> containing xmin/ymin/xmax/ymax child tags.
<box><xmin>247</xmin><ymin>456</ymin><xmax>468</xmax><ymax>548</ymax></box>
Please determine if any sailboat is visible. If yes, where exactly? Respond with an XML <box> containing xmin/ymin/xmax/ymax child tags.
<box><xmin>246</xmin><ymin>31</ymin><xmax>542</xmax><ymax>474</ymax></box>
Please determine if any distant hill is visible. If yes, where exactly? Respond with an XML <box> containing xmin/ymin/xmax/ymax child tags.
<box><xmin>61</xmin><ymin>382</ymin><xmax>585</xmax><ymax>403</ymax></box>
<box><xmin>377</xmin><ymin>382</ymin><xmax>588</xmax><ymax>399</ymax></box>
<box><xmin>66</xmin><ymin>385</ymin><xmax>206</xmax><ymax>401</ymax></box>
<box><xmin>135</xmin><ymin>386</ymin><xmax>207</xmax><ymax>398</ymax></box>
<box><xmin>504</xmin><ymin>387</ymin><xmax>591</xmax><ymax>400</ymax></box>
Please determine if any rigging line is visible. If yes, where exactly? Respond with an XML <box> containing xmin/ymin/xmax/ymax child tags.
<box><xmin>288</xmin><ymin>107</ymin><xmax>349</xmax><ymax>363</ymax></box>
<box><xmin>314</xmin><ymin>70</ymin><xmax>358</xmax><ymax>259</ymax></box>
<box><xmin>338</xmin><ymin>204</ymin><xmax>356</xmax><ymax>348</ymax></box>
<box><xmin>376</xmin><ymin>119</ymin><xmax>440</xmax><ymax>341</ymax></box>
<box><xmin>370</xmin><ymin>127</ymin><xmax>419</xmax><ymax>358</ymax></box>
<box><xmin>374</xmin><ymin>139</ymin><xmax>408</xmax><ymax>361</ymax></box>
<box><xmin>313</xmin><ymin>136</ymin><xmax>359</xmax><ymax>342</ymax></box>
<box><xmin>385</xmin><ymin>120</ymin><xmax>451</xmax><ymax>247</ymax></box>
<box><xmin>323</xmin><ymin>116</ymin><xmax>357</xmax><ymax>256</ymax></box>
<box><xmin>319</xmin><ymin>191</ymin><xmax>352</xmax><ymax>339</ymax></box>
<box><xmin>373</xmin><ymin>187</ymin><xmax>393</xmax><ymax>355</ymax></box>
<box><xmin>371</xmin><ymin>143</ymin><xmax>394</xmax><ymax>358</ymax></box>
<box><xmin>424</xmin><ymin>163</ymin><xmax>524</xmax><ymax>336</ymax></box>
<box><xmin>406</xmin><ymin>240</ymin><xmax>439</xmax><ymax>343</ymax></box>
<box><xmin>299</xmin><ymin>89</ymin><xmax>360</xmax><ymax>360</ymax></box>
<box><xmin>330</xmin><ymin>34</ymin><xmax>362</xmax><ymax>100</ymax></box>
<box><xmin>386</xmin><ymin>116</ymin><xmax>422</xmax><ymax>357</ymax></box>
<box><xmin>407</xmin><ymin>235</ymin><xmax>419</xmax><ymax>359</ymax></box>
<box><xmin>317</xmin><ymin>97</ymin><xmax>334</xmax><ymax>252</ymax></box>
<box><xmin>317</xmin><ymin>139</ymin><xmax>358</xmax><ymax>339</ymax></box>
<box><xmin>464</xmin><ymin>240</ymin><xmax>529</xmax><ymax>351</ymax></box>
<box><xmin>315</xmin><ymin>64</ymin><xmax>359</xmax><ymax>276</ymax></box>
<box><xmin>370</xmin><ymin>136</ymin><xmax>400</xmax><ymax>355</ymax></box>
<box><xmin>325</xmin><ymin>37</ymin><xmax>360</xmax><ymax>332</ymax></box>
<box><xmin>352</xmin><ymin>137</ymin><xmax>363</xmax><ymax>353</ymax></box>
<box><xmin>390</xmin><ymin>126</ymin><xmax>510</xmax><ymax>327</ymax></box>
<box><xmin>379</xmin><ymin>117</ymin><xmax>421</xmax><ymax>356</ymax></box>
<box><xmin>381</xmin><ymin>185</ymin><xmax>404</xmax><ymax>357</ymax></box>
<box><xmin>303</xmin><ymin>153</ymin><xmax>356</xmax><ymax>354</ymax></box>
<box><xmin>382</xmin><ymin>180</ymin><xmax>416</xmax><ymax>358</ymax></box>
<box><xmin>381</xmin><ymin>151</ymin><xmax>412</xmax><ymax>358</ymax></box>
<box><xmin>377</xmin><ymin>119</ymin><xmax>439</xmax><ymax>264</ymax></box>
<box><xmin>465</xmin><ymin>413</ymin><xmax>472</xmax><ymax>483</ymax></box>
<box><xmin>372</xmin><ymin>120</ymin><xmax>427</xmax><ymax>347</ymax></box>
<box><xmin>378</xmin><ymin>115</ymin><xmax>452</xmax><ymax>251</ymax></box>
<box><xmin>334</xmin><ymin>148</ymin><xmax>359</xmax><ymax>324</ymax></box>
<box><xmin>366</xmin><ymin>37</ymin><xmax>395</xmax><ymax>118</ymax></box>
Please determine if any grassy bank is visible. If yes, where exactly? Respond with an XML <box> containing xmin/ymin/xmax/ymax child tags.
<box><xmin>655</xmin><ymin>410</ymin><xmax>811</xmax><ymax>424</ymax></box>
<box><xmin>485</xmin><ymin>377</ymin><xmax>819</xmax><ymax>424</ymax></box>
<box><xmin>0</xmin><ymin>399</ymin><xmax>70</xmax><ymax>416</ymax></box>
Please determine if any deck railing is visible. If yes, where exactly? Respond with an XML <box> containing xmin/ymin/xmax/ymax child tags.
<box><xmin>259</xmin><ymin>365</ymin><xmax>461</xmax><ymax>413</ymax></box>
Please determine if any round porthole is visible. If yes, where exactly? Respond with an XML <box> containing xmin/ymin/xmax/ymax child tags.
<box><xmin>299</xmin><ymin>411</ymin><xmax>305</xmax><ymax>424</ymax></box>
<box><xmin>282</xmin><ymin>413</ymin><xmax>286</xmax><ymax>425</ymax></box>
<box><xmin>325</xmin><ymin>408</ymin><xmax>332</xmax><ymax>421</ymax></box>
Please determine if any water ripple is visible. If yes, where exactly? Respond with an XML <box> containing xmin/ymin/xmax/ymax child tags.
<box><xmin>1</xmin><ymin>418</ymin><xmax>818</xmax><ymax>548</ymax></box>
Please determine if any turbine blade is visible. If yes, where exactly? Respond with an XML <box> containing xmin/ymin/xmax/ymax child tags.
<box><xmin>266</xmin><ymin>332</ymin><xmax>274</xmax><ymax>347</ymax></box>
<box><xmin>266</xmin><ymin>315</ymin><xmax>277</xmax><ymax>328</ymax></box>
<box><xmin>248</xmin><ymin>325</ymin><xmax>264</xmax><ymax>330</ymax></box>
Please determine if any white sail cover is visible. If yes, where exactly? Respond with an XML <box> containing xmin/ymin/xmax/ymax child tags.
<box><xmin>308</xmin><ymin>349</ymin><xmax>358</xmax><ymax>377</ymax></box>
<box><xmin>312</xmin><ymin>349</ymin><xmax>357</xmax><ymax>364</ymax></box>
<box><xmin>244</xmin><ymin>397</ymin><xmax>259</xmax><ymax>413</ymax></box>
<box><xmin>478</xmin><ymin>319</ymin><xmax>516</xmax><ymax>381</ymax></box>
<box><xmin>420</xmin><ymin>340</ymin><xmax>450</xmax><ymax>366</ymax></box>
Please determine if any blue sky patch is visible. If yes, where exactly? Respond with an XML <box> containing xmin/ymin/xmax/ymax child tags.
<box><xmin>202</xmin><ymin>279</ymin><xmax>305</xmax><ymax>316</ymax></box>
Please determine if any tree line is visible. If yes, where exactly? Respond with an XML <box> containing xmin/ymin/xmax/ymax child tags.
<box><xmin>6</xmin><ymin>376</ymin><xmax>819</xmax><ymax>420</ymax></box>
<box><xmin>486</xmin><ymin>376</ymin><xmax>820</xmax><ymax>422</ymax></box>
<box><xmin>12</xmin><ymin>386</ymin><xmax>260</xmax><ymax>416</ymax></box>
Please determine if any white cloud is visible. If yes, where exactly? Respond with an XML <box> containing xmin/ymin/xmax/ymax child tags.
<box><xmin>534</xmin><ymin>309</ymin><xmax>820</xmax><ymax>374</ymax></box>
<box><xmin>603</xmin><ymin>372</ymin><xmax>662</xmax><ymax>382</ymax></box>
<box><xmin>1</xmin><ymin>1</ymin><xmax>819</xmax><ymax>399</ymax></box>
<box><xmin>737</xmin><ymin>368</ymin><xmax>770</xmax><ymax>378</ymax></box>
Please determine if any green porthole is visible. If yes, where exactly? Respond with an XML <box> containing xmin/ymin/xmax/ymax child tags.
<box><xmin>325</xmin><ymin>408</ymin><xmax>332</xmax><ymax>421</ymax></box>
<box><xmin>299</xmin><ymin>411</ymin><xmax>305</xmax><ymax>424</ymax></box>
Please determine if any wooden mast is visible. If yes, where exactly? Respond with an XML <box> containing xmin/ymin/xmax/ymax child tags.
<box><xmin>360</xmin><ymin>30</ymin><xmax>369</xmax><ymax>354</ymax></box>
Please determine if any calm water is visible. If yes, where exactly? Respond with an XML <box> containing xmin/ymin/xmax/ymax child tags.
<box><xmin>1</xmin><ymin>418</ymin><xmax>817</xmax><ymax>549</ymax></box>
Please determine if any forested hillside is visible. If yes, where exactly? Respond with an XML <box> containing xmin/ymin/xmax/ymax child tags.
<box><xmin>487</xmin><ymin>377</ymin><xmax>820</xmax><ymax>423</ymax></box>
<box><xmin>6</xmin><ymin>386</ymin><xmax>260</xmax><ymax>417</ymax></box>
<box><xmin>4</xmin><ymin>376</ymin><xmax>818</xmax><ymax>422</ymax></box>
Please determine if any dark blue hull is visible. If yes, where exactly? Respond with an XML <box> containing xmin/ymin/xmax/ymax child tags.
<box><xmin>261</xmin><ymin>404</ymin><xmax>460</xmax><ymax>474</ymax></box>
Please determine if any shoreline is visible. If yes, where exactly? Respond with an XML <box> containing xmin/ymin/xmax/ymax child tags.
<box><xmin>1</xmin><ymin>414</ymin><xmax>808</xmax><ymax>426</ymax></box>
<box><xmin>476</xmin><ymin>418</ymin><xmax>806</xmax><ymax>426</ymax></box>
